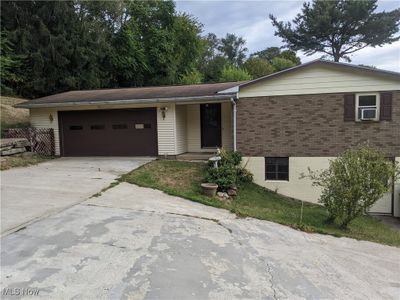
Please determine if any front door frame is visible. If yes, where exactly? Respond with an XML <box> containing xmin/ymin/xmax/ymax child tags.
<box><xmin>200</xmin><ymin>103</ymin><xmax>222</xmax><ymax>148</ymax></box>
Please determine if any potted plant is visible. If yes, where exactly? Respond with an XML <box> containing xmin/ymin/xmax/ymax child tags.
<box><xmin>200</xmin><ymin>183</ymin><xmax>218</xmax><ymax>197</ymax></box>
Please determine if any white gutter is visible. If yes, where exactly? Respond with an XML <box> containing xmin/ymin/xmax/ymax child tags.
<box><xmin>16</xmin><ymin>94</ymin><xmax>236</xmax><ymax>109</ymax></box>
<box><xmin>230</xmin><ymin>96</ymin><xmax>237</xmax><ymax>152</ymax></box>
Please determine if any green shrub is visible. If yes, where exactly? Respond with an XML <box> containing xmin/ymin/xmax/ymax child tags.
<box><xmin>306</xmin><ymin>145</ymin><xmax>400</xmax><ymax>228</ymax></box>
<box><xmin>204</xmin><ymin>149</ymin><xmax>253</xmax><ymax>191</ymax></box>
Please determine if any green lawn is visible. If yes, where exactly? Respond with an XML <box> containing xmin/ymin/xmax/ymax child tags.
<box><xmin>121</xmin><ymin>160</ymin><xmax>400</xmax><ymax>246</ymax></box>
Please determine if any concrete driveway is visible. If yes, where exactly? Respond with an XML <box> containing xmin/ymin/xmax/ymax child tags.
<box><xmin>0</xmin><ymin>157</ymin><xmax>152</xmax><ymax>234</ymax></box>
<box><xmin>1</xmin><ymin>182</ymin><xmax>399</xmax><ymax>299</ymax></box>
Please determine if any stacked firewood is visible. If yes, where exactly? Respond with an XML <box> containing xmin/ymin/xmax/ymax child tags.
<box><xmin>0</xmin><ymin>138</ymin><xmax>30</xmax><ymax>156</ymax></box>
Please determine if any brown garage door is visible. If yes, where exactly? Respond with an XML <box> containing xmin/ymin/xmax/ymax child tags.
<box><xmin>59</xmin><ymin>108</ymin><xmax>158</xmax><ymax>156</ymax></box>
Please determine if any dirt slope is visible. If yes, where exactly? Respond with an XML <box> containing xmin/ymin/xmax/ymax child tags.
<box><xmin>0</xmin><ymin>96</ymin><xmax>29</xmax><ymax>125</ymax></box>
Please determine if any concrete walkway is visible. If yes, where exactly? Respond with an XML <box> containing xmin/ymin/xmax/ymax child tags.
<box><xmin>1</xmin><ymin>182</ymin><xmax>399</xmax><ymax>299</ymax></box>
<box><xmin>0</xmin><ymin>157</ymin><xmax>153</xmax><ymax>235</ymax></box>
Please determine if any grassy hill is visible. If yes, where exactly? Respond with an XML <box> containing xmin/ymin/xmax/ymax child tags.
<box><xmin>1</xmin><ymin>96</ymin><xmax>30</xmax><ymax>130</ymax></box>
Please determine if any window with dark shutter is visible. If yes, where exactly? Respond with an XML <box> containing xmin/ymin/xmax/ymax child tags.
<box><xmin>380</xmin><ymin>92</ymin><xmax>392</xmax><ymax>121</ymax></box>
<box><xmin>344</xmin><ymin>94</ymin><xmax>355</xmax><ymax>121</ymax></box>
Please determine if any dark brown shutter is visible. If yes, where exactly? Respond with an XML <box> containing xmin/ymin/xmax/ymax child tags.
<box><xmin>380</xmin><ymin>92</ymin><xmax>392</xmax><ymax>121</ymax></box>
<box><xmin>344</xmin><ymin>94</ymin><xmax>355</xmax><ymax>121</ymax></box>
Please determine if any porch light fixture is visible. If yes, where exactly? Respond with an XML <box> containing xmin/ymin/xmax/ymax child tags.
<box><xmin>49</xmin><ymin>114</ymin><xmax>54</xmax><ymax>123</ymax></box>
<box><xmin>160</xmin><ymin>107</ymin><xmax>168</xmax><ymax>120</ymax></box>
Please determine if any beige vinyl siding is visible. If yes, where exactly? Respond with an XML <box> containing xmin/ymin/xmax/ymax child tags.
<box><xmin>244</xmin><ymin>156</ymin><xmax>396</xmax><ymax>216</ymax></box>
<box><xmin>175</xmin><ymin>105</ymin><xmax>187</xmax><ymax>154</ymax></box>
<box><xmin>30</xmin><ymin>108</ymin><xmax>60</xmax><ymax>155</ymax></box>
<box><xmin>156</xmin><ymin>103</ymin><xmax>176</xmax><ymax>156</ymax></box>
<box><xmin>240</xmin><ymin>65</ymin><xmax>400</xmax><ymax>98</ymax></box>
<box><xmin>30</xmin><ymin>103</ymin><xmax>178</xmax><ymax>156</ymax></box>
<box><xmin>186</xmin><ymin>103</ymin><xmax>233</xmax><ymax>152</ymax></box>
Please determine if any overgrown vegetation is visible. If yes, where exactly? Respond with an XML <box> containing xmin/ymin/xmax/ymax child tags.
<box><xmin>1</xmin><ymin>1</ymin><xmax>302</xmax><ymax>98</ymax></box>
<box><xmin>122</xmin><ymin>160</ymin><xmax>400</xmax><ymax>246</ymax></box>
<box><xmin>204</xmin><ymin>150</ymin><xmax>252</xmax><ymax>191</ymax></box>
<box><xmin>306</xmin><ymin>145</ymin><xmax>400</xmax><ymax>228</ymax></box>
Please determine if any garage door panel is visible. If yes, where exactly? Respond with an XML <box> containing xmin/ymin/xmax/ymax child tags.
<box><xmin>59</xmin><ymin>108</ymin><xmax>158</xmax><ymax>156</ymax></box>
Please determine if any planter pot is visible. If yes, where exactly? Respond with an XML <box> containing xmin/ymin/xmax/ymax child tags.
<box><xmin>201</xmin><ymin>183</ymin><xmax>218</xmax><ymax>197</ymax></box>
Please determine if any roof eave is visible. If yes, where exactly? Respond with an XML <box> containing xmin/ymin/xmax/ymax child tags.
<box><xmin>15</xmin><ymin>94</ymin><xmax>237</xmax><ymax>109</ymax></box>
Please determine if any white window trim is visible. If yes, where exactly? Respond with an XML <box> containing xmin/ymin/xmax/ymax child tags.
<box><xmin>355</xmin><ymin>93</ymin><xmax>380</xmax><ymax>122</ymax></box>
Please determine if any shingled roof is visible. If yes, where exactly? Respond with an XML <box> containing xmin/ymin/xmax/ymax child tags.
<box><xmin>17</xmin><ymin>81</ymin><xmax>243</xmax><ymax>108</ymax></box>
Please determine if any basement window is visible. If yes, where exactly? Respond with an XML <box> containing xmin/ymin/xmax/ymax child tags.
<box><xmin>265</xmin><ymin>157</ymin><xmax>289</xmax><ymax>181</ymax></box>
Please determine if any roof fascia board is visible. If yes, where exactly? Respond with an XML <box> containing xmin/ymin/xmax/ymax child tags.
<box><xmin>16</xmin><ymin>94</ymin><xmax>237</xmax><ymax>109</ymax></box>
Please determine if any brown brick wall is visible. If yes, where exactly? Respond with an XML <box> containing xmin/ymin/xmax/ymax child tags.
<box><xmin>236</xmin><ymin>91</ymin><xmax>400</xmax><ymax>157</ymax></box>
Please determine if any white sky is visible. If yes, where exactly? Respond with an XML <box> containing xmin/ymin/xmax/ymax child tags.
<box><xmin>176</xmin><ymin>0</ymin><xmax>400</xmax><ymax>72</ymax></box>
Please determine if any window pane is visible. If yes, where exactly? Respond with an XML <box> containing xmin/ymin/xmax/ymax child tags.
<box><xmin>91</xmin><ymin>125</ymin><xmax>105</xmax><ymax>130</ymax></box>
<box><xmin>69</xmin><ymin>125</ymin><xmax>82</xmax><ymax>130</ymax></box>
<box><xmin>266</xmin><ymin>172</ymin><xmax>276</xmax><ymax>180</ymax></box>
<box><xmin>278</xmin><ymin>165</ymin><xmax>288</xmax><ymax>172</ymax></box>
<box><xmin>277</xmin><ymin>172</ymin><xmax>289</xmax><ymax>180</ymax></box>
<box><xmin>144</xmin><ymin>123</ymin><xmax>151</xmax><ymax>129</ymax></box>
<box><xmin>112</xmin><ymin>124</ymin><xmax>127</xmax><ymax>130</ymax></box>
<box><xmin>359</xmin><ymin>95</ymin><xmax>376</xmax><ymax>106</ymax></box>
<box><xmin>266</xmin><ymin>158</ymin><xmax>276</xmax><ymax>165</ymax></box>
<box><xmin>266</xmin><ymin>165</ymin><xmax>276</xmax><ymax>172</ymax></box>
<box><xmin>276</xmin><ymin>157</ymin><xmax>288</xmax><ymax>165</ymax></box>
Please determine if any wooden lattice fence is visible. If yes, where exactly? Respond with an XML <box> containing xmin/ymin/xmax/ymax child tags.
<box><xmin>3</xmin><ymin>128</ymin><xmax>55</xmax><ymax>156</ymax></box>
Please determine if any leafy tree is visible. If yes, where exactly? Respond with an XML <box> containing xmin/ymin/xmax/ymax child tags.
<box><xmin>252</xmin><ymin>47</ymin><xmax>300</xmax><ymax>64</ymax></box>
<box><xmin>252</xmin><ymin>47</ymin><xmax>280</xmax><ymax>61</ymax></box>
<box><xmin>0</xmin><ymin>32</ymin><xmax>24</xmax><ymax>94</ymax></box>
<box><xmin>270</xmin><ymin>57</ymin><xmax>297</xmax><ymax>72</ymax></box>
<box><xmin>1</xmin><ymin>0</ymin><xmax>205</xmax><ymax>97</ymax></box>
<box><xmin>243</xmin><ymin>57</ymin><xmax>274</xmax><ymax>79</ymax></box>
<box><xmin>200</xmin><ymin>56</ymin><xmax>229</xmax><ymax>83</ymax></box>
<box><xmin>306</xmin><ymin>145</ymin><xmax>400</xmax><ymax>228</ymax></box>
<box><xmin>218</xmin><ymin>33</ymin><xmax>248</xmax><ymax>66</ymax></box>
<box><xmin>171</xmin><ymin>14</ymin><xmax>203</xmax><ymax>83</ymax></box>
<box><xmin>219</xmin><ymin>65</ymin><xmax>251</xmax><ymax>82</ymax></box>
<box><xmin>279</xmin><ymin>50</ymin><xmax>301</xmax><ymax>65</ymax></box>
<box><xmin>109</xmin><ymin>24</ymin><xmax>147</xmax><ymax>87</ymax></box>
<box><xmin>270</xmin><ymin>0</ymin><xmax>400</xmax><ymax>62</ymax></box>
<box><xmin>179</xmin><ymin>70</ymin><xmax>203</xmax><ymax>85</ymax></box>
<box><xmin>201</xmin><ymin>33</ymin><xmax>220</xmax><ymax>62</ymax></box>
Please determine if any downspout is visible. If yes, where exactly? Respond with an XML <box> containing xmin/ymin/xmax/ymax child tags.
<box><xmin>230</xmin><ymin>95</ymin><xmax>237</xmax><ymax>152</ymax></box>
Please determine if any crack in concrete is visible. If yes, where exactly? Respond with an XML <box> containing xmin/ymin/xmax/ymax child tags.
<box><xmin>266</xmin><ymin>262</ymin><xmax>278</xmax><ymax>300</ymax></box>
<box><xmin>165</xmin><ymin>212</ymin><xmax>233</xmax><ymax>234</ymax></box>
<box><xmin>83</xmin><ymin>204</ymin><xmax>235</xmax><ymax>235</ymax></box>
